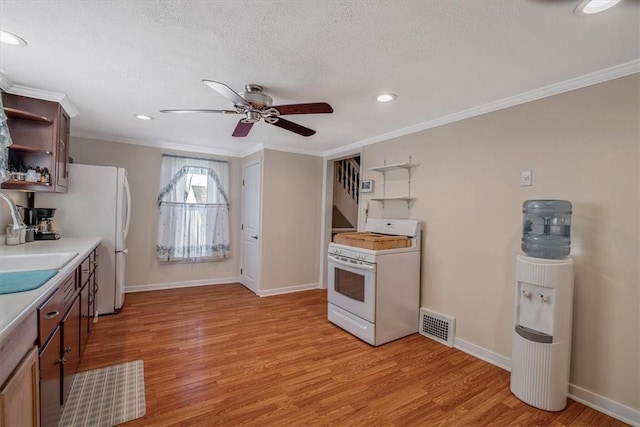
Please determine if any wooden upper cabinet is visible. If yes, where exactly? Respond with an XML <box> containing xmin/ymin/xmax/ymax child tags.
<box><xmin>1</xmin><ymin>92</ymin><xmax>71</xmax><ymax>193</ymax></box>
<box><xmin>55</xmin><ymin>108</ymin><xmax>70</xmax><ymax>190</ymax></box>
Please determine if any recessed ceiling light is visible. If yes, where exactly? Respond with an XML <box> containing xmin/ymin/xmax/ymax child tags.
<box><xmin>0</xmin><ymin>30</ymin><xmax>27</xmax><ymax>46</ymax></box>
<box><xmin>376</xmin><ymin>93</ymin><xmax>397</xmax><ymax>103</ymax></box>
<box><xmin>575</xmin><ymin>0</ymin><xmax>622</xmax><ymax>15</ymax></box>
<box><xmin>134</xmin><ymin>114</ymin><xmax>154</xmax><ymax>121</ymax></box>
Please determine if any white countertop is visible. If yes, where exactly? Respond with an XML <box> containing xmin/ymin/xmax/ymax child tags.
<box><xmin>0</xmin><ymin>236</ymin><xmax>101</xmax><ymax>343</ymax></box>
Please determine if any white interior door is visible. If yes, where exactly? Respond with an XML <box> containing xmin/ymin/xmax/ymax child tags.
<box><xmin>241</xmin><ymin>160</ymin><xmax>262</xmax><ymax>293</ymax></box>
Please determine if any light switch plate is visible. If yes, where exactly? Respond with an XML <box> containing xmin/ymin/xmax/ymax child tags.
<box><xmin>360</xmin><ymin>179</ymin><xmax>374</xmax><ymax>193</ymax></box>
<box><xmin>521</xmin><ymin>170</ymin><xmax>532</xmax><ymax>186</ymax></box>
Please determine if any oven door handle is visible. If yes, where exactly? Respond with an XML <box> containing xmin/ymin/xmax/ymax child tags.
<box><xmin>328</xmin><ymin>254</ymin><xmax>376</xmax><ymax>271</ymax></box>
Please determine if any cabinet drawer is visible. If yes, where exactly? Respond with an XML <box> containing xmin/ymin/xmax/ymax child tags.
<box><xmin>38</xmin><ymin>288</ymin><xmax>63</xmax><ymax>346</ymax></box>
<box><xmin>90</xmin><ymin>250</ymin><xmax>97</xmax><ymax>273</ymax></box>
<box><xmin>79</xmin><ymin>252</ymin><xmax>96</xmax><ymax>286</ymax></box>
<box><xmin>60</xmin><ymin>273</ymin><xmax>77</xmax><ymax>313</ymax></box>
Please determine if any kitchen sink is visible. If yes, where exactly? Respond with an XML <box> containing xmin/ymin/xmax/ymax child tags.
<box><xmin>0</xmin><ymin>252</ymin><xmax>78</xmax><ymax>273</ymax></box>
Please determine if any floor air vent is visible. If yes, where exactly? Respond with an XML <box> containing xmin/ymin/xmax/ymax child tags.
<box><xmin>419</xmin><ymin>308</ymin><xmax>455</xmax><ymax>347</ymax></box>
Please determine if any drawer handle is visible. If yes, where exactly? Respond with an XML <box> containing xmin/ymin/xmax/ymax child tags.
<box><xmin>83</xmin><ymin>268</ymin><xmax>90</xmax><ymax>273</ymax></box>
<box><xmin>64</xmin><ymin>346</ymin><xmax>72</xmax><ymax>354</ymax></box>
<box><xmin>45</xmin><ymin>310</ymin><xmax>60</xmax><ymax>319</ymax></box>
<box><xmin>55</xmin><ymin>357</ymin><xmax>66</xmax><ymax>365</ymax></box>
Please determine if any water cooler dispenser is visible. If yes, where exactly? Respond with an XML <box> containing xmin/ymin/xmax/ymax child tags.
<box><xmin>511</xmin><ymin>200</ymin><xmax>575</xmax><ymax>411</ymax></box>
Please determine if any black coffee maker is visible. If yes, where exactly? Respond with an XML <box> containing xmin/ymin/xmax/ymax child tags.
<box><xmin>34</xmin><ymin>207</ymin><xmax>60</xmax><ymax>240</ymax></box>
<box><xmin>21</xmin><ymin>206</ymin><xmax>38</xmax><ymax>242</ymax></box>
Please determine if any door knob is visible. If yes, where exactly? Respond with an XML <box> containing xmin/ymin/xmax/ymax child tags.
<box><xmin>251</xmin><ymin>235</ymin><xmax>258</xmax><ymax>240</ymax></box>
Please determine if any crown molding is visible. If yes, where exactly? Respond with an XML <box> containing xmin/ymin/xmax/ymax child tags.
<box><xmin>239</xmin><ymin>142</ymin><xmax>324</xmax><ymax>158</ymax></box>
<box><xmin>321</xmin><ymin>59</ymin><xmax>640</xmax><ymax>159</ymax></box>
<box><xmin>71</xmin><ymin>130</ymin><xmax>245</xmax><ymax>158</ymax></box>
<box><xmin>240</xmin><ymin>143</ymin><xmax>265</xmax><ymax>157</ymax></box>
<box><xmin>0</xmin><ymin>74</ymin><xmax>80</xmax><ymax>118</ymax></box>
<box><xmin>0</xmin><ymin>73</ymin><xmax>15</xmax><ymax>92</ymax></box>
<box><xmin>261</xmin><ymin>143</ymin><xmax>323</xmax><ymax>157</ymax></box>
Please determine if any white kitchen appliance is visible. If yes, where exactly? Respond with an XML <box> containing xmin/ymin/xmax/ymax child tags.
<box><xmin>37</xmin><ymin>164</ymin><xmax>131</xmax><ymax>315</ymax></box>
<box><xmin>327</xmin><ymin>218</ymin><xmax>421</xmax><ymax>346</ymax></box>
<box><xmin>510</xmin><ymin>255</ymin><xmax>574</xmax><ymax>411</ymax></box>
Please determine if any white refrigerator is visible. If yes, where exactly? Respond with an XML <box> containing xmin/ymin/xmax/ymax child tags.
<box><xmin>38</xmin><ymin>163</ymin><xmax>131</xmax><ymax>315</ymax></box>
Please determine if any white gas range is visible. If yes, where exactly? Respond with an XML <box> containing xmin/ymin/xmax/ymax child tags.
<box><xmin>327</xmin><ymin>218</ymin><xmax>421</xmax><ymax>346</ymax></box>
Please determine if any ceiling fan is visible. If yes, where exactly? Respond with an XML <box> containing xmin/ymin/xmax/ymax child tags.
<box><xmin>160</xmin><ymin>80</ymin><xmax>333</xmax><ymax>137</ymax></box>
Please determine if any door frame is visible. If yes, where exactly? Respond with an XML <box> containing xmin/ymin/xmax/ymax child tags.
<box><xmin>319</xmin><ymin>149</ymin><xmax>362</xmax><ymax>289</ymax></box>
<box><xmin>241</xmin><ymin>159</ymin><xmax>262</xmax><ymax>293</ymax></box>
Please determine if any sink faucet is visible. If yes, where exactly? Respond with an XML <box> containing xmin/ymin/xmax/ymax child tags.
<box><xmin>0</xmin><ymin>190</ymin><xmax>26</xmax><ymax>229</ymax></box>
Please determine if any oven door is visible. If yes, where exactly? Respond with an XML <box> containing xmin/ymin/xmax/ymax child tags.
<box><xmin>327</xmin><ymin>253</ymin><xmax>376</xmax><ymax>323</ymax></box>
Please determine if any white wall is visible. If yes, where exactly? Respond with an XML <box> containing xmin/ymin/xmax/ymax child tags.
<box><xmin>359</xmin><ymin>74</ymin><xmax>639</xmax><ymax>413</ymax></box>
<box><xmin>0</xmin><ymin>191</ymin><xmax>27</xmax><ymax>237</ymax></box>
<box><xmin>70</xmin><ymin>137</ymin><xmax>242</xmax><ymax>290</ymax></box>
<box><xmin>260</xmin><ymin>149</ymin><xmax>323</xmax><ymax>291</ymax></box>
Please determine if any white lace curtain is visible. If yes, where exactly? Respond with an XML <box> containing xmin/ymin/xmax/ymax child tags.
<box><xmin>156</xmin><ymin>154</ymin><xmax>230</xmax><ymax>262</ymax></box>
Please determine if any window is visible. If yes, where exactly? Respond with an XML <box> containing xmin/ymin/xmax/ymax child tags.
<box><xmin>156</xmin><ymin>154</ymin><xmax>230</xmax><ymax>262</ymax></box>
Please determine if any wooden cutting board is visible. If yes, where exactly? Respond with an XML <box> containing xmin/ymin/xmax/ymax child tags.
<box><xmin>333</xmin><ymin>232</ymin><xmax>410</xmax><ymax>250</ymax></box>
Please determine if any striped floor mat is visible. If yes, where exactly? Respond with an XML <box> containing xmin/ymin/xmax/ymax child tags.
<box><xmin>59</xmin><ymin>360</ymin><xmax>146</xmax><ymax>427</ymax></box>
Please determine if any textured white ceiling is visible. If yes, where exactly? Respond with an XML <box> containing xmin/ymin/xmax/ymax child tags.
<box><xmin>0</xmin><ymin>0</ymin><xmax>639</xmax><ymax>157</ymax></box>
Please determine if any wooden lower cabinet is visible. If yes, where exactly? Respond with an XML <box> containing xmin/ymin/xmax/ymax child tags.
<box><xmin>0</xmin><ymin>250</ymin><xmax>99</xmax><ymax>427</ymax></box>
<box><xmin>61</xmin><ymin>296</ymin><xmax>80</xmax><ymax>405</ymax></box>
<box><xmin>80</xmin><ymin>283</ymin><xmax>90</xmax><ymax>356</ymax></box>
<box><xmin>0</xmin><ymin>346</ymin><xmax>40</xmax><ymax>427</ymax></box>
<box><xmin>39</xmin><ymin>327</ymin><xmax>61</xmax><ymax>427</ymax></box>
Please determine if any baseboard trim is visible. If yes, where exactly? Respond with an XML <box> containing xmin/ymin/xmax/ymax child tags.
<box><xmin>257</xmin><ymin>282</ymin><xmax>321</xmax><ymax>297</ymax></box>
<box><xmin>453</xmin><ymin>337</ymin><xmax>512</xmax><ymax>372</ymax></box>
<box><xmin>452</xmin><ymin>337</ymin><xmax>639</xmax><ymax>425</ymax></box>
<box><xmin>124</xmin><ymin>276</ymin><xmax>242</xmax><ymax>293</ymax></box>
<box><xmin>568</xmin><ymin>385</ymin><xmax>639</xmax><ymax>426</ymax></box>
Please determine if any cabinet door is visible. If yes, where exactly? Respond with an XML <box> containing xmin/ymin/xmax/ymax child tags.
<box><xmin>0</xmin><ymin>346</ymin><xmax>40</xmax><ymax>427</ymax></box>
<box><xmin>2</xmin><ymin>93</ymin><xmax>56</xmax><ymax>153</ymax></box>
<box><xmin>60</xmin><ymin>296</ymin><xmax>80</xmax><ymax>405</ymax></box>
<box><xmin>39</xmin><ymin>327</ymin><xmax>61</xmax><ymax>427</ymax></box>
<box><xmin>55</xmin><ymin>107</ymin><xmax>70</xmax><ymax>191</ymax></box>
<box><xmin>79</xmin><ymin>283</ymin><xmax>89</xmax><ymax>357</ymax></box>
<box><xmin>88</xmin><ymin>272</ymin><xmax>96</xmax><ymax>331</ymax></box>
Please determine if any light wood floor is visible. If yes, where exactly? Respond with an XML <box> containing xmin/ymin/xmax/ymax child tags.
<box><xmin>78</xmin><ymin>284</ymin><xmax>626</xmax><ymax>426</ymax></box>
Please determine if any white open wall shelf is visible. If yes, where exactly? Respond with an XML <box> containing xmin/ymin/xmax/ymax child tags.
<box><xmin>367</xmin><ymin>157</ymin><xmax>419</xmax><ymax>208</ymax></box>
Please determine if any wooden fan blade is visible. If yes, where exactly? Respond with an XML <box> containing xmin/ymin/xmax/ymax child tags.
<box><xmin>269</xmin><ymin>118</ymin><xmax>316</xmax><ymax>137</ymax></box>
<box><xmin>202</xmin><ymin>80</ymin><xmax>248</xmax><ymax>106</ymax></box>
<box><xmin>232</xmin><ymin>120</ymin><xmax>254</xmax><ymax>137</ymax></box>
<box><xmin>272</xmin><ymin>102</ymin><xmax>333</xmax><ymax>115</ymax></box>
<box><xmin>160</xmin><ymin>109</ymin><xmax>238</xmax><ymax>114</ymax></box>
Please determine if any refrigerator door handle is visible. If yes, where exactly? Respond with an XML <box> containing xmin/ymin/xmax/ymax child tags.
<box><xmin>116</xmin><ymin>248</ymin><xmax>129</xmax><ymax>254</ymax></box>
<box><xmin>123</xmin><ymin>175</ymin><xmax>132</xmax><ymax>242</ymax></box>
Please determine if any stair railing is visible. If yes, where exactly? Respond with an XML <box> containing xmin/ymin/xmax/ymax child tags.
<box><xmin>334</xmin><ymin>158</ymin><xmax>360</xmax><ymax>204</ymax></box>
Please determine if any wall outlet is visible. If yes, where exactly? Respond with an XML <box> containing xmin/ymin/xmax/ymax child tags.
<box><xmin>521</xmin><ymin>170</ymin><xmax>532</xmax><ymax>186</ymax></box>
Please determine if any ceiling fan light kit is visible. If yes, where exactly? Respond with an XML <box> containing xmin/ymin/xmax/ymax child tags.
<box><xmin>162</xmin><ymin>80</ymin><xmax>333</xmax><ymax>138</ymax></box>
